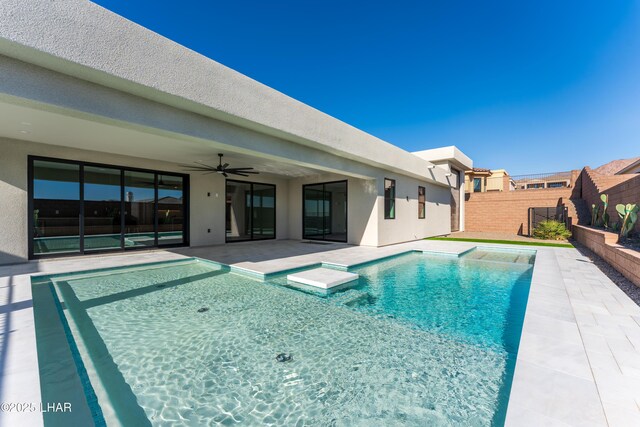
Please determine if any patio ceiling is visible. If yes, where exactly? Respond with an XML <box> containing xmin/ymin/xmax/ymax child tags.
<box><xmin>0</xmin><ymin>100</ymin><xmax>352</xmax><ymax>179</ymax></box>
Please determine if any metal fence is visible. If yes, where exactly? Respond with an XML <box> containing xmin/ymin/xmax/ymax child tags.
<box><xmin>512</xmin><ymin>171</ymin><xmax>573</xmax><ymax>190</ymax></box>
<box><xmin>528</xmin><ymin>206</ymin><xmax>569</xmax><ymax>236</ymax></box>
<box><xmin>468</xmin><ymin>171</ymin><xmax>573</xmax><ymax>193</ymax></box>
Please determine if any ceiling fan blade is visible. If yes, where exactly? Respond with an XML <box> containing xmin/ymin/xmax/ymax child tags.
<box><xmin>183</xmin><ymin>168</ymin><xmax>214</xmax><ymax>172</ymax></box>
<box><xmin>226</xmin><ymin>167</ymin><xmax>256</xmax><ymax>172</ymax></box>
<box><xmin>181</xmin><ymin>164</ymin><xmax>216</xmax><ymax>171</ymax></box>
<box><xmin>180</xmin><ymin>164</ymin><xmax>210</xmax><ymax>171</ymax></box>
<box><xmin>231</xmin><ymin>170</ymin><xmax>259</xmax><ymax>174</ymax></box>
<box><xmin>194</xmin><ymin>161</ymin><xmax>215</xmax><ymax>168</ymax></box>
<box><xmin>183</xmin><ymin>157</ymin><xmax>259</xmax><ymax>176</ymax></box>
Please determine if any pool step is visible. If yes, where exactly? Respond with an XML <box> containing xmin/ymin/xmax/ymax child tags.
<box><xmin>287</xmin><ymin>268</ymin><xmax>359</xmax><ymax>289</ymax></box>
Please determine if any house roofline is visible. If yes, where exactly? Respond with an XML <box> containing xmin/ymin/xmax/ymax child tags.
<box><xmin>0</xmin><ymin>0</ymin><xmax>460</xmax><ymax>186</ymax></box>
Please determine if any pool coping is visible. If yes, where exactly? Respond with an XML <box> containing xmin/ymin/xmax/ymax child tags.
<box><xmin>1</xmin><ymin>239</ymin><xmax>637</xmax><ymax>426</ymax></box>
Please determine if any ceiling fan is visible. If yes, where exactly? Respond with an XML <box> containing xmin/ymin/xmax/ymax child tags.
<box><xmin>182</xmin><ymin>153</ymin><xmax>259</xmax><ymax>177</ymax></box>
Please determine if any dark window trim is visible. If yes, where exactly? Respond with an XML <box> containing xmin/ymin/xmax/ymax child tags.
<box><xmin>28</xmin><ymin>155</ymin><xmax>189</xmax><ymax>260</ymax></box>
<box><xmin>225</xmin><ymin>179</ymin><xmax>276</xmax><ymax>243</ymax></box>
<box><xmin>384</xmin><ymin>178</ymin><xmax>396</xmax><ymax>220</ymax></box>
<box><xmin>79</xmin><ymin>164</ymin><xmax>85</xmax><ymax>253</ymax></box>
<box><xmin>302</xmin><ymin>180</ymin><xmax>348</xmax><ymax>243</ymax></box>
<box><xmin>418</xmin><ymin>185</ymin><xmax>426</xmax><ymax>219</ymax></box>
<box><xmin>473</xmin><ymin>177</ymin><xmax>482</xmax><ymax>192</ymax></box>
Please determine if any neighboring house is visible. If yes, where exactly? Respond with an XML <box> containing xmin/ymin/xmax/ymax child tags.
<box><xmin>464</xmin><ymin>168</ymin><xmax>514</xmax><ymax>192</ymax></box>
<box><xmin>0</xmin><ymin>1</ymin><xmax>472</xmax><ymax>265</ymax></box>
<box><xmin>465</xmin><ymin>168</ymin><xmax>492</xmax><ymax>193</ymax></box>
<box><xmin>594</xmin><ymin>157</ymin><xmax>640</xmax><ymax>175</ymax></box>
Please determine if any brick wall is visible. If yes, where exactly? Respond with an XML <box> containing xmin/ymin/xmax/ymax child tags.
<box><xmin>573</xmin><ymin>225</ymin><xmax>640</xmax><ymax>286</ymax></box>
<box><xmin>463</xmin><ymin>167</ymin><xmax>639</xmax><ymax>235</ymax></box>
<box><xmin>579</xmin><ymin>167</ymin><xmax>640</xmax><ymax>232</ymax></box>
<box><xmin>465</xmin><ymin>188</ymin><xmax>572</xmax><ymax>234</ymax></box>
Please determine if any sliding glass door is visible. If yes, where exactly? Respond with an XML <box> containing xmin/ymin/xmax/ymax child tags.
<box><xmin>225</xmin><ymin>180</ymin><xmax>276</xmax><ymax>242</ymax></box>
<box><xmin>84</xmin><ymin>165</ymin><xmax>122</xmax><ymax>252</ymax></box>
<box><xmin>252</xmin><ymin>184</ymin><xmax>276</xmax><ymax>240</ymax></box>
<box><xmin>32</xmin><ymin>160</ymin><xmax>81</xmax><ymax>255</ymax></box>
<box><xmin>303</xmin><ymin>180</ymin><xmax>347</xmax><ymax>242</ymax></box>
<box><xmin>29</xmin><ymin>157</ymin><xmax>188</xmax><ymax>259</ymax></box>
<box><xmin>124</xmin><ymin>170</ymin><xmax>156</xmax><ymax>248</ymax></box>
<box><xmin>158</xmin><ymin>174</ymin><xmax>186</xmax><ymax>246</ymax></box>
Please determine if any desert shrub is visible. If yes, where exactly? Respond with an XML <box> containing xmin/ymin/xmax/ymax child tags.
<box><xmin>532</xmin><ymin>220</ymin><xmax>572</xmax><ymax>240</ymax></box>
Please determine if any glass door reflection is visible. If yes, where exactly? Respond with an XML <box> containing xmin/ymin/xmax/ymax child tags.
<box><xmin>303</xmin><ymin>181</ymin><xmax>347</xmax><ymax>242</ymax></box>
<box><xmin>225</xmin><ymin>181</ymin><xmax>252</xmax><ymax>242</ymax></box>
<box><xmin>84</xmin><ymin>166</ymin><xmax>122</xmax><ymax>251</ymax></box>
<box><xmin>225</xmin><ymin>180</ymin><xmax>275</xmax><ymax>242</ymax></box>
<box><xmin>252</xmin><ymin>184</ymin><xmax>275</xmax><ymax>240</ymax></box>
<box><xmin>32</xmin><ymin>160</ymin><xmax>81</xmax><ymax>255</ymax></box>
<box><xmin>30</xmin><ymin>157</ymin><xmax>188</xmax><ymax>258</ymax></box>
<box><xmin>124</xmin><ymin>171</ymin><xmax>156</xmax><ymax>248</ymax></box>
<box><xmin>158</xmin><ymin>174</ymin><xmax>185</xmax><ymax>245</ymax></box>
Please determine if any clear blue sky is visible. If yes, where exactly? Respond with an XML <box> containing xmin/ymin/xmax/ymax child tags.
<box><xmin>93</xmin><ymin>0</ymin><xmax>639</xmax><ymax>175</ymax></box>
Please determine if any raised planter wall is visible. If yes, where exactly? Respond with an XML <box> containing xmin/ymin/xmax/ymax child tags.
<box><xmin>573</xmin><ymin>225</ymin><xmax>640</xmax><ymax>286</ymax></box>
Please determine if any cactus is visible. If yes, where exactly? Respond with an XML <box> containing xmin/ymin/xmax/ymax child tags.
<box><xmin>600</xmin><ymin>194</ymin><xmax>609</xmax><ymax>229</ymax></box>
<box><xmin>616</xmin><ymin>203</ymin><xmax>639</xmax><ymax>238</ymax></box>
<box><xmin>591</xmin><ymin>204</ymin><xmax>600</xmax><ymax>226</ymax></box>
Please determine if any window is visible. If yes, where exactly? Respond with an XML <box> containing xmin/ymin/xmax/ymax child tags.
<box><xmin>384</xmin><ymin>178</ymin><xmax>395</xmax><ymax>219</ymax></box>
<box><xmin>526</xmin><ymin>183</ymin><xmax>545</xmax><ymax>189</ymax></box>
<box><xmin>418</xmin><ymin>186</ymin><xmax>425</xmax><ymax>219</ymax></box>
<box><xmin>29</xmin><ymin>156</ymin><xmax>188</xmax><ymax>259</ymax></box>
<box><xmin>473</xmin><ymin>178</ymin><xmax>482</xmax><ymax>192</ymax></box>
<box><xmin>547</xmin><ymin>182</ymin><xmax>566</xmax><ymax>188</ymax></box>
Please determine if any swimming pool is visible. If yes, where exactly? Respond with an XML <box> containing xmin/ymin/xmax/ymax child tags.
<box><xmin>32</xmin><ymin>247</ymin><xmax>534</xmax><ymax>426</ymax></box>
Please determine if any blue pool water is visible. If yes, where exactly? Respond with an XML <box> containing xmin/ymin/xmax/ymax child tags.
<box><xmin>282</xmin><ymin>249</ymin><xmax>534</xmax><ymax>353</ymax></box>
<box><xmin>33</xmin><ymin>248</ymin><xmax>534</xmax><ymax>426</ymax></box>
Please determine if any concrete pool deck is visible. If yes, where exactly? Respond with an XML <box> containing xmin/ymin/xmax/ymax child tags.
<box><xmin>0</xmin><ymin>239</ymin><xmax>638</xmax><ymax>426</ymax></box>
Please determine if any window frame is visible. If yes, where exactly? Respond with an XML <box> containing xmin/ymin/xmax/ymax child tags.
<box><xmin>473</xmin><ymin>177</ymin><xmax>482</xmax><ymax>192</ymax></box>
<box><xmin>384</xmin><ymin>178</ymin><xmax>396</xmax><ymax>220</ymax></box>
<box><xmin>302</xmin><ymin>180</ymin><xmax>348</xmax><ymax>243</ymax></box>
<box><xmin>418</xmin><ymin>186</ymin><xmax>426</xmax><ymax>219</ymax></box>
<box><xmin>28</xmin><ymin>155</ymin><xmax>189</xmax><ymax>260</ymax></box>
<box><xmin>225</xmin><ymin>179</ymin><xmax>276</xmax><ymax>243</ymax></box>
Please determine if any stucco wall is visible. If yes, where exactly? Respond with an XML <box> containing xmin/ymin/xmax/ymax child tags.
<box><xmin>287</xmin><ymin>171</ymin><xmax>453</xmax><ymax>247</ymax></box>
<box><xmin>377</xmin><ymin>175</ymin><xmax>452</xmax><ymax>246</ymax></box>
<box><xmin>287</xmin><ymin>173</ymin><xmax>378</xmax><ymax>246</ymax></box>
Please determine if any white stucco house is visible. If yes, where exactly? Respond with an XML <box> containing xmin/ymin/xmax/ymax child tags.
<box><xmin>0</xmin><ymin>0</ymin><xmax>472</xmax><ymax>266</ymax></box>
